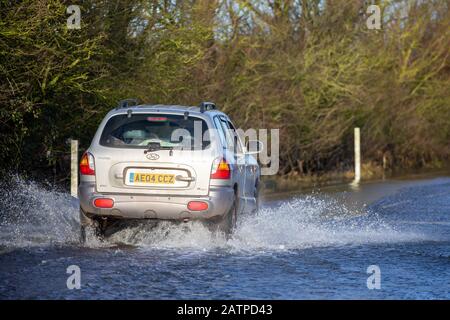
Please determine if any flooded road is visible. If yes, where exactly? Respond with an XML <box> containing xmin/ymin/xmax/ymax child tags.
<box><xmin>0</xmin><ymin>175</ymin><xmax>449</xmax><ymax>299</ymax></box>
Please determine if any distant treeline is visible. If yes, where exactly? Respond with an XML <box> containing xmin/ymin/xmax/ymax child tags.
<box><xmin>1</xmin><ymin>0</ymin><xmax>449</xmax><ymax>182</ymax></box>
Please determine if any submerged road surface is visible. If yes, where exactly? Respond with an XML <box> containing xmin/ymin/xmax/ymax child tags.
<box><xmin>0</xmin><ymin>175</ymin><xmax>449</xmax><ymax>299</ymax></box>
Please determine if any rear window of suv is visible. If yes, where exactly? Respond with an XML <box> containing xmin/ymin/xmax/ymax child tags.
<box><xmin>99</xmin><ymin>114</ymin><xmax>210</xmax><ymax>150</ymax></box>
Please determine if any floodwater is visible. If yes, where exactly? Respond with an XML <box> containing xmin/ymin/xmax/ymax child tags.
<box><xmin>0</xmin><ymin>175</ymin><xmax>449</xmax><ymax>299</ymax></box>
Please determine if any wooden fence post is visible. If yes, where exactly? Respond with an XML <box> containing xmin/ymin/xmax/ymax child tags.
<box><xmin>354</xmin><ymin>127</ymin><xmax>361</xmax><ymax>184</ymax></box>
<box><xmin>70</xmin><ymin>139</ymin><xmax>78</xmax><ymax>198</ymax></box>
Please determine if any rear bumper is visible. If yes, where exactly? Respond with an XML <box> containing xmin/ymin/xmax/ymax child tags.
<box><xmin>78</xmin><ymin>182</ymin><xmax>234</xmax><ymax>222</ymax></box>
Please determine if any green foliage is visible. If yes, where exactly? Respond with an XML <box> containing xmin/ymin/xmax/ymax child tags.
<box><xmin>0</xmin><ymin>0</ymin><xmax>108</xmax><ymax>174</ymax></box>
<box><xmin>0</xmin><ymin>0</ymin><xmax>449</xmax><ymax>180</ymax></box>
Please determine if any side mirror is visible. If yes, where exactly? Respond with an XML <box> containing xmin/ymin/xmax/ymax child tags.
<box><xmin>245</xmin><ymin>140</ymin><xmax>263</xmax><ymax>155</ymax></box>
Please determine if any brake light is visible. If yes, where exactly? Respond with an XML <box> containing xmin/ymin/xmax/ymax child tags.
<box><xmin>210</xmin><ymin>157</ymin><xmax>231</xmax><ymax>179</ymax></box>
<box><xmin>93</xmin><ymin>198</ymin><xmax>114</xmax><ymax>208</ymax></box>
<box><xmin>187</xmin><ymin>201</ymin><xmax>209</xmax><ymax>211</ymax></box>
<box><xmin>147</xmin><ymin>116</ymin><xmax>168</xmax><ymax>122</ymax></box>
<box><xmin>80</xmin><ymin>152</ymin><xmax>95</xmax><ymax>175</ymax></box>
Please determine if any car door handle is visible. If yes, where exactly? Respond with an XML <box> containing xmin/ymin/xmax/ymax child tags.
<box><xmin>175</xmin><ymin>175</ymin><xmax>195</xmax><ymax>182</ymax></box>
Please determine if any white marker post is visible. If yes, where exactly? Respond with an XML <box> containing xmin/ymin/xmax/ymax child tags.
<box><xmin>354</xmin><ymin>128</ymin><xmax>361</xmax><ymax>184</ymax></box>
<box><xmin>70</xmin><ymin>139</ymin><xmax>79</xmax><ymax>198</ymax></box>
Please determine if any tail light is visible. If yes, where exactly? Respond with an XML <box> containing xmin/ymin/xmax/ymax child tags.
<box><xmin>187</xmin><ymin>201</ymin><xmax>209</xmax><ymax>211</ymax></box>
<box><xmin>210</xmin><ymin>157</ymin><xmax>231</xmax><ymax>179</ymax></box>
<box><xmin>80</xmin><ymin>152</ymin><xmax>95</xmax><ymax>175</ymax></box>
<box><xmin>93</xmin><ymin>198</ymin><xmax>114</xmax><ymax>208</ymax></box>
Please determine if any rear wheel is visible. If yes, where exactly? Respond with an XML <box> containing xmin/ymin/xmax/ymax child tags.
<box><xmin>80</xmin><ymin>225</ymin><xmax>87</xmax><ymax>244</ymax></box>
<box><xmin>218</xmin><ymin>196</ymin><xmax>237</xmax><ymax>236</ymax></box>
<box><xmin>79</xmin><ymin>207</ymin><xmax>103</xmax><ymax>244</ymax></box>
<box><xmin>254</xmin><ymin>181</ymin><xmax>260</xmax><ymax>213</ymax></box>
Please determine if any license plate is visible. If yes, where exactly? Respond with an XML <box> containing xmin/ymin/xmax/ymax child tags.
<box><xmin>128</xmin><ymin>172</ymin><xmax>175</xmax><ymax>185</ymax></box>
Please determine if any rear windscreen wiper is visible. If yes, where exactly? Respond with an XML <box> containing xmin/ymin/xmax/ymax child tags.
<box><xmin>144</xmin><ymin>142</ymin><xmax>173</xmax><ymax>153</ymax></box>
<box><xmin>144</xmin><ymin>142</ymin><xmax>161</xmax><ymax>153</ymax></box>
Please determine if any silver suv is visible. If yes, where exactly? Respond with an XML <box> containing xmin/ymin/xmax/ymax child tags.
<box><xmin>78</xmin><ymin>101</ymin><xmax>260</xmax><ymax>241</ymax></box>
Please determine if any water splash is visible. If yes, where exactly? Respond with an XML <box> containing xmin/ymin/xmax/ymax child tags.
<box><xmin>0</xmin><ymin>175</ymin><xmax>80</xmax><ymax>248</ymax></box>
<box><xmin>107</xmin><ymin>220</ymin><xmax>227</xmax><ymax>249</ymax></box>
<box><xmin>230</xmin><ymin>197</ymin><xmax>422</xmax><ymax>251</ymax></box>
<box><xmin>108</xmin><ymin>196</ymin><xmax>423</xmax><ymax>252</ymax></box>
<box><xmin>0</xmin><ymin>175</ymin><xmax>426</xmax><ymax>251</ymax></box>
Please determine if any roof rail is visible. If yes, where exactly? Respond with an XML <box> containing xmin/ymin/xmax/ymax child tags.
<box><xmin>117</xmin><ymin>98</ymin><xmax>139</xmax><ymax>109</ymax></box>
<box><xmin>199</xmin><ymin>101</ymin><xmax>216</xmax><ymax>113</ymax></box>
